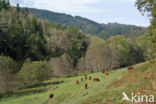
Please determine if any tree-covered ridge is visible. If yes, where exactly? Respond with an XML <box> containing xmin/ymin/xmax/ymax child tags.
<box><xmin>28</xmin><ymin>8</ymin><xmax>147</xmax><ymax>39</ymax></box>
<box><xmin>0</xmin><ymin>2</ymin><xmax>89</xmax><ymax>63</ymax></box>
<box><xmin>100</xmin><ymin>23</ymin><xmax>147</xmax><ymax>39</ymax></box>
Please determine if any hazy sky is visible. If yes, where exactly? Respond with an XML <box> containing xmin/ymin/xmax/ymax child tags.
<box><xmin>11</xmin><ymin>0</ymin><xmax>150</xmax><ymax>26</ymax></box>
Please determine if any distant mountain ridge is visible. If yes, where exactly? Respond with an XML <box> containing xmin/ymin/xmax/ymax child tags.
<box><xmin>28</xmin><ymin>8</ymin><xmax>147</xmax><ymax>39</ymax></box>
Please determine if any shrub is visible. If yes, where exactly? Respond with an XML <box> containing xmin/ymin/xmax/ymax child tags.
<box><xmin>17</xmin><ymin>59</ymin><xmax>52</xmax><ymax>86</ymax></box>
<box><xmin>0</xmin><ymin>55</ymin><xmax>18</xmax><ymax>73</ymax></box>
<box><xmin>0</xmin><ymin>55</ymin><xmax>18</xmax><ymax>95</ymax></box>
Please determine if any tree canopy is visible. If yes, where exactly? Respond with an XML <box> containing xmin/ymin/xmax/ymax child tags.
<box><xmin>136</xmin><ymin>0</ymin><xmax>156</xmax><ymax>49</ymax></box>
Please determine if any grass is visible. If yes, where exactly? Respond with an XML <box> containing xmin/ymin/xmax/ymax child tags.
<box><xmin>0</xmin><ymin>61</ymin><xmax>156</xmax><ymax>104</ymax></box>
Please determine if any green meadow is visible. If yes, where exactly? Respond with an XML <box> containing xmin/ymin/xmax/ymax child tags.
<box><xmin>1</xmin><ymin>61</ymin><xmax>156</xmax><ymax>104</ymax></box>
<box><xmin>0</xmin><ymin>68</ymin><xmax>126</xmax><ymax>104</ymax></box>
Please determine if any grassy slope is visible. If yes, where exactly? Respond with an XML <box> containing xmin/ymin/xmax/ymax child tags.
<box><xmin>82</xmin><ymin>61</ymin><xmax>156</xmax><ymax>104</ymax></box>
<box><xmin>0</xmin><ymin>61</ymin><xmax>156</xmax><ymax>104</ymax></box>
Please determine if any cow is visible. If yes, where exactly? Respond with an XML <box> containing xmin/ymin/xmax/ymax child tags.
<box><xmin>93</xmin><ymin>78</ymin><xmax>100</xmax><ymax>81</ymax></box>
<box><xmin>76</xmin><ymin>80</ymin><xmax>79</xmax><ymax>84</ymax></box>
<box><xmin>85</xmin><ymin>76</ymin><xmax>87</xmax><ymax>80</ymax></box>
<box><xmin>85</xmin><ymin>74</ymin><xmax>87</xmax><ymax>77</ymax></box>
<box><xmin>89</xmin><ymin>76</ymin><xmax>92</xmax><ymax>80</ymax></box>
<box><xmin>127</xmin><ymin>66</ymin><xmax>134</xmax><ymax>73</ymax></box>
<box><xmin>127</xmin><ymin>66</ymin><xmax>133</xmax><ymax>70</ymax></box>
<box><xmin>105</xmin><ymin>72</ymin><xmax>109</xmax><ymax>76</ymax></box>
<box><xmin>85</xmin><ymin>74</ymin><xmax>87</xmax><ymax>80</ymax></box>
<box><xmin>49</xmin><ymin>93</ymin><xmax>54</xmax><ymax>99</ymax></box>
<box><xmin>84</xmin><ymin>83</ymin><xmax>88</xmax><ymax>89</ymax></box>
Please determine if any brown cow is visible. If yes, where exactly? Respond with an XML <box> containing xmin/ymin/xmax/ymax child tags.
<box><xmin>93</xmin><ymin>78</ymin><xmax>100</xmax><ymax>81</ymax></box>
<box><xmin>85</xmin><ymin>74</ymin><xmax>87</xmax><ymax>80</ymax></box>
<box><xmin>85</xmin><ymin>74</ymin><xmax>87</xmax><ymax>77</ymax></box>
<box><xmin>127</xmin><ymin>66</ymin><xmax>133</xmax><ymax>70</ymax></box>
<box><xmin>49</xmin><ymin>93</ymin><xmax>54</xmax><ymax>99</ymax></box>
<box><xmin>89</xmin><ymin>76</ymin><xmax>92</xmax><ymax>80</ymax></box>
<box><xmin>105</xmin><ymin>72</ymin><xmax>109</xmax><ymax>76</ymax></box>
<box><xmin>76</xmin><ymin>80</ymin><xmax>79</xmax><ymax>84</ymax></box>
<box><xmin>84</xmin><ymin>83</ymin><xmax>88</xmax><ymax>89</ymax></box>
<box><xmin>85</xmin><ymin>76</ymin><xmax>87</xmax><ymax>80</ymax></box>
<box><xmin>127</xmin><ymin>66</ymin><xmax>134</xmax><ymax>73</ymax></box>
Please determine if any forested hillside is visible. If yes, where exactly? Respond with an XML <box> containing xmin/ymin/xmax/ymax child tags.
<box><xmin>0</xmin><ymin>0</ymin><xmax>155</xmax><ymax>102</ymax></box>
<box><xmin>0</xmin><ymin>1</ymin><xmax>89</xmax><ymax>94</ymax></box>
<box><xmin>28</xmin><ymin>8</ymin><xmax>147</xmax><ymax>39</ymax></box>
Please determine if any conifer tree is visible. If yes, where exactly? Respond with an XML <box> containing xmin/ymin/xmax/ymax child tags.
<box><xmin>16</xmin><ymin>3</ymin><xmax>20</xmax><ymax>12</ymax></box>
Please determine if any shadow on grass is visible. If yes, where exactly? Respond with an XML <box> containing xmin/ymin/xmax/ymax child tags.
<box><xmin>26</xmin><ymin>80</ymin><xmax>65</xmax><ymax>88</ymax></box>
<box><xmin>2</xmin><ymin>80</ymin><xmax>65</xmax><ymax>98</ymax></box>
<box><xmin>13</xmin><ymin>88</ymin><xmax>47</xmax><ymax>97</ymax></box>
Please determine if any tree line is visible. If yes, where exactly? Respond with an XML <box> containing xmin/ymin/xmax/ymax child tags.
<box><xmin>28</xmin><ymin>8</ymin><xmax>147</xmax><ymax>40</ymax></box>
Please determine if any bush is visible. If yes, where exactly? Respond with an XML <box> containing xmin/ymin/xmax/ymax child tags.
<box><xmin>0</xmin><ymin>55</ymin><xmax>18</xmax><ymax>73</ymax></box>
<box><xmin>0</xmin><ymin>55</ymin><xmax>18</xmax><ymax>95</ymax></box>
<box><xmin>17</xmin><ymin>59</ymin><xmax>52</xmax><ymax>86</ymax></box>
